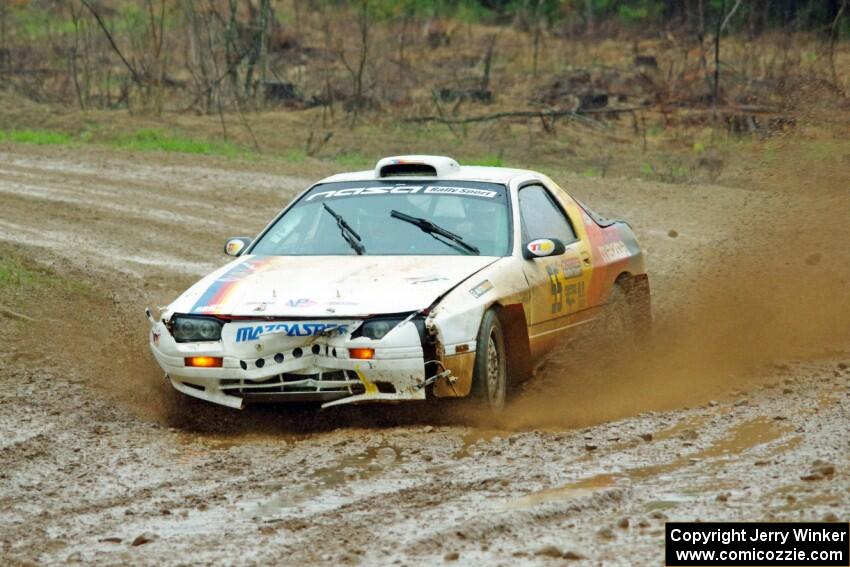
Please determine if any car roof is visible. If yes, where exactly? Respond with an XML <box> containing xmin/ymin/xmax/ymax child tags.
<box><xmin>317</xmin><ymin>166</ymin><xmax>536</xmax><ymax>184</ymax></box>
<box><xmin>315</xmin><ymin>155</ymin><xmax>539</xmax><ymax>185</ymax></box>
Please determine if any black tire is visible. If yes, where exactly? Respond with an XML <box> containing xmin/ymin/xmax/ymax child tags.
<box><xmin>471</xmin><ymin>309</ymin><xmax>508</xmax><ymax>411</ymax></box>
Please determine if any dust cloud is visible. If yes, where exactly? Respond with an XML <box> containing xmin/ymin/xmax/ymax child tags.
<box><xmin>505</xmin><ymin>148</ymin><xmax>850</xmax><ymax>430</ymax></box>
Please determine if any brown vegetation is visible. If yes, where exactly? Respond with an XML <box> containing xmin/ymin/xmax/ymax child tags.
<box><xmin>0</xmin><ymin>2</ymin><xmax>848</xmax><ymax>185</ymax></box>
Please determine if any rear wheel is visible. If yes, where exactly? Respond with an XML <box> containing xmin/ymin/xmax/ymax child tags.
<box><xmin>471</xmin><ymin>309</ymin><xmax>508</xmax><ymax>411</ymax></box>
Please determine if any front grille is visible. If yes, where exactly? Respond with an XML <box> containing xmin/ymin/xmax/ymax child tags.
<box><xmin>219</xmin><ymin>370</ymin><xmax>365</xmax><ymax>396</ymax></box>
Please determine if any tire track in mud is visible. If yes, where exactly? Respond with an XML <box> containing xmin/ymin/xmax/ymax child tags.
<box><xmin>0</xmin><ymin>146</ymin><xmax>847</xmax><ymax>565</ymax></box>
<box><xmin>0</xmin><ymin>150</ymin><xmax>305</xmax><ymax>278</ymax></box>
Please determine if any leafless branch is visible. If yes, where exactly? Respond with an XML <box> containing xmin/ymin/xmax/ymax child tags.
<box><xmin>406</xmin><ymin>106</ymin><xmax>650</xmax><ymax>125</ymax></box>
<box><xmin>79</xmin><ymin>0</ymin><xmax>143</xmax><ymax>85</ymax></box>
<box><xmin>720</xmin><ymin>0</ymin><xmax>745</xmax><ymax>33</ymax></box>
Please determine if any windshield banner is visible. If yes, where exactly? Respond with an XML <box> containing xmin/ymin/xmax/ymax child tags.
<box><xmin>303</xmin><ymin>183</ymin><xmax>504</xmax><ymax>202</ymax></box>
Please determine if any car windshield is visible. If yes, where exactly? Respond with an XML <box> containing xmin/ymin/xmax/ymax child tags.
<box><xmin>250</xmin><ymin>180</ymin><xmax>511</xmax><ymax>256</ymax></box>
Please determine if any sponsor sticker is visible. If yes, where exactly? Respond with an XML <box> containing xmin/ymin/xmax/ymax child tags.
<box><xmin>225</xmin><ymin>240</ymin><xmax>245</xmax><ymax>256</ymax></box>
<box><xmin>469</xmin><ymin>279</ymin><xmax>494</xmax><ymax>298</ymax></box>
<box><xmin>547</xmin><ymin>265</ymin><xmax>586</xmax><ymax>313</ymax></box>
<box><xmin>547</xmin><ymin>265</ymin><xmax>563</xmax><ymax>314</ymax></box>
<box><xmin>305</xmin><ymin>185</ymin><xmax>498</xmax><ymax>201</ymax></box>
<box><xmin>406</xmin><ymin>275</ymin><xmax>450</xmax><ymax>285</ymax></box>
<box><xmin>286</xmin><ymin>298</ymin><xmax>318</xmax><ymax>308</ymax></box>
<box><xmin>235</xmin><ymin>322</ymin><xmax>349</xmax><ymax>343</ymax></box>
<box><xmin>423</xmin><ymin>186</ymin><xmax>497</xmax><ymax>198</ymax></box>
<box><xmin>527</xmin><ymin>239</ymin><xmax>556</xmax><ymax>257</ymax></box>
<box><xmin>565</xmin><ymin>281</ymin><xmax>586</xmax><ymax>310</ymax></box>
<box><xmin>560</xmin><ymin>256</ymin><xmax>582</xmax><ymax>279</ymax></box>
<box><xmin>598</xmin><ymin>240</ymin><xmax>630</xmax><ymax>263</ymax></box>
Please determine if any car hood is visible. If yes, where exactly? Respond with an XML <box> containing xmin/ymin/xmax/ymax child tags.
<box><xmin>169</xmin><ymin>255</ymin><xmax>500</xmax><ymax>318</ymax></box>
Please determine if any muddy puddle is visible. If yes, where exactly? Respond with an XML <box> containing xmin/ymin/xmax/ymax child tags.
<box><xmin>507</xmin><ymin>417</ymin><xmax>793</xmax><ymax>510</ymax></box>
<box><xmin>505</xmin><ymin>473</ymin><xmax>622</xmax><ymax>509</ymax></box>
<box><xmin>627</xmin><ymin>416</ymin><xmax>791</xmax><ymax>480</ymax></box>
<box><xmin>769</xmin><ymin>485</ymin><xmax>846</xmax><ymax>514</ymax></box>
<box><xmin>455</xmin><ymin>428</ymin><xmax>511</xmax><ymax>458</ymax></box>
<box><xmin>244</xmin><ymin>445</ymin><xmax>404</xmax><ymax>519</ymax></box>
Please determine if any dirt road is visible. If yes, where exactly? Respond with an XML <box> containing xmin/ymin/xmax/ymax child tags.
<box><xmin>0</xmin><ymin>146</ymin><xmax>847</xmax><ymax>565</ymax></box>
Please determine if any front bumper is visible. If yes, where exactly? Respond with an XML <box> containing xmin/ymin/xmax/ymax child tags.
<box><xmin>149</xmin><ymin>318</ymin><xmax>428</xmax><ymax>409</ymax></box>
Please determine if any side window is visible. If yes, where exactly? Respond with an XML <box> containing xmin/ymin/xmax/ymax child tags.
<box><xmin>518</xmin><ymin>185</ymin><xmax>577</xmax><ymax>244</ymax></box>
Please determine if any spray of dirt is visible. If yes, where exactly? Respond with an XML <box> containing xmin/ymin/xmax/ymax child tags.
<box><xmin>503</xmin><ymin>123</ymin><xmax>850</xmax><ymax>430</ymax></box>
<box><xmin>504</xmin><ymin>254</ymin><xmax>850</xmax><ymax>430</ymax></box>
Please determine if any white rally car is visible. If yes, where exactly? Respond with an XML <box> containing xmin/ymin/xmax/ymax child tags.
<box><xmin>148</xmin><ymin>155</ymin><xmax>650</xmax><ymax>410</ymax></box>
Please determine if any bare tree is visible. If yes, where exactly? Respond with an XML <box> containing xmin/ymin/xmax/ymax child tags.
<box><xmin>79</xmin><ymin>0</ymin><xmax>139</xmax><ymax>84</ymax></box>
<box><xmin>78</xmin><ymin>0</ymin><xmax>171</xmax><ymax>114</ymax></box>
<box><xmin>141</xmin><ymin>0</ymin><xmax>169</xmax><ymax>113</ymax></box>
<box><xmin>0</xmin><ymin>1</ymin><xmax>7</xmax><ymax>65</ymax></box>
<box><xmin>531</xmin><ymin>0</ymin><xmax>546</xmax><ymax>77</ymax></box>
<box><xmin>584</xmin><ymin>0</ymin><xmax>594</xmax><ymax>35</ymax></box>
<box><xmin>183</xmin><ymin>0</ymin><xmax>216</xmax><ymax>113</ymax></box>
<box><xmin>828</xmin><ymin>0</ymin><xmax>848</xmax><ymax>84</ymax></box>
<box><xmin>337</xmin><ymin>0</ymin><xmax>373</xmax><ymax>124</ymax></box>
<box><xmin>67</xmin><ymin>1</ymin><xmax>88</xmax><ymax>109</ymax></box>
<box><xmin>713</xmin><ymin>0</ymin><xmax>745</xmax><ymax>115</ymax></box>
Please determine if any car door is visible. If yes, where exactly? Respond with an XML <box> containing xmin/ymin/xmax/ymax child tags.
<box><xmin>517</xmin><ymin>184</ymin><xmax>594</xmax><ymax>350</ymax></box>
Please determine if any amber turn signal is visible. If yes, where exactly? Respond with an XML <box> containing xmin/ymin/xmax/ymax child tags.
<box><xmin>348</xmin><ymin>348</ymin><xmax>375</xmax><ymax>360</ymax></box>
<box><xmin>184</xmin><ymin>356</ymin><xmax>223</xmax><ymax>368</ymax></box>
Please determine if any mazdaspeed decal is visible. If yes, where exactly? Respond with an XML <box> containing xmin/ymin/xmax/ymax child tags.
<box><xmin>235</xmin><ymin>322</ymin><xmax>349</xmax><ymax>343</ymax></box>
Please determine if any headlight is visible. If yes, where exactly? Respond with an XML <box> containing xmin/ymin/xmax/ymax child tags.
<box><xmin>360</xmin><ymin>317</ymin><xmax>404</xmax><ymax>340</ymax></box>
<box><xmin>171</xmin><ymin>315</ymin><xmax>223</xmax><ymax>342</ymax></box>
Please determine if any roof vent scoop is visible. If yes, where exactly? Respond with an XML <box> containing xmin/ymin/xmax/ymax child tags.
<box><xmin>375</xmin><ymin>155</ymin><xmax>460</xmax><ymax>178</ymax></box>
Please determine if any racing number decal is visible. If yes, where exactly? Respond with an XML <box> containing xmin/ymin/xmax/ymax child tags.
<box><xmin>547</xmin><ymin>259</ymin><xmax>586</xmax><ymax>314</ymax></box>
<box><xmin>565</xmin><ymin>281</ymin><xmax>586</xmax><ymax>310</ymax></box>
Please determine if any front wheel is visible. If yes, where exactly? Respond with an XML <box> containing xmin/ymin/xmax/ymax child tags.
<box><xmin>471</xmin><ymin>309</ymin><xmax>508</xmax><ymax>411</ymax></box>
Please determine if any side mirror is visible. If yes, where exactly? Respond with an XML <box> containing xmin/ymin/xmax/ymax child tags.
<box><xmin>523</xmin><ymin>238</ymin><xmax>566</xmax><ymax>259</ymax></box>
<box><xmin>224</xmin><ymin>237</ymin><xmax>252</xmax><ymax>257</ymax></box>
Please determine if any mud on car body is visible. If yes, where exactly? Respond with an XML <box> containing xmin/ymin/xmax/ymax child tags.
<box><xmin>148</xmin><ymin>155</ymin><xmax>650</xmax><ymax>410</ymax></box>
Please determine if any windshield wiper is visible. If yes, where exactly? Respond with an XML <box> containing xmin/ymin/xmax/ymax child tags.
<box><xmin>323</xmin><ymin>203</ymin><xmax>365</xmax><ymax>255</ymax></box>
<box><xmin>390</xmin><ymin>210</ymin><xmax>480</xmax><ymax>255</ymax></box>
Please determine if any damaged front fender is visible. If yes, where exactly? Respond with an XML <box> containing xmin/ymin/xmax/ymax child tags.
<box><xmin>426</xmin><ymin>258</ymin><xmax>530</xmax><ymax>397</ymax></box>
